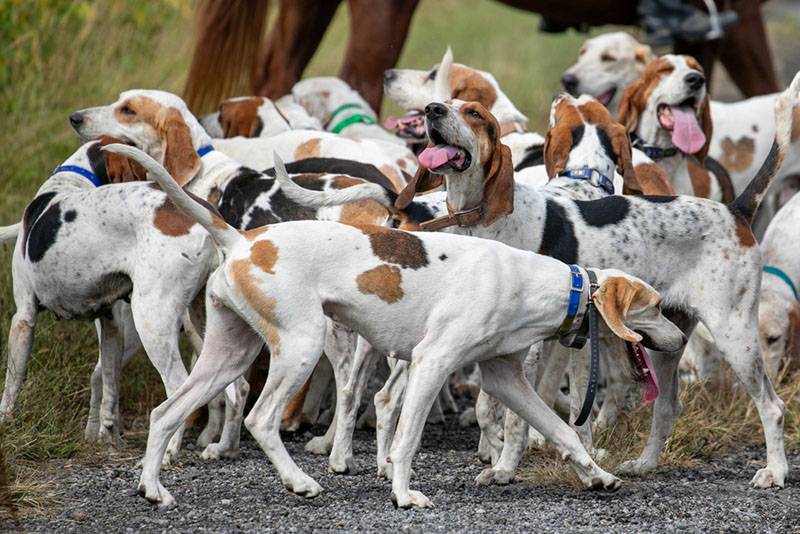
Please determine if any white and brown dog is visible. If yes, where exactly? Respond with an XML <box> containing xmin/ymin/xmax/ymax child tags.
<box><xmin>107</xmin><ymin>142</ymin><xmax>685</xmax><ymax>509</ymax></box>
<box><xmin>199</xmin><ymin>95</ymin><xmax>322</xmax><ymax>138</ymax></box>
<box><xmin>280</xmin><ymin>74</ymin><xmax>800</xmax><ymax>488</ymax></box>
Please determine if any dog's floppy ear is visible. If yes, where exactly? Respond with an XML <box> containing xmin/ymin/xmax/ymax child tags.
<box><xmin>634</xmin><ymin>44</ymin><xmax>655</xmax><ymax>67</ymax></box>
<box><xmin>395</xmin><ymin>158</ymin><xmax>444</xmax><ymax>209</ymax></box>
<box><xmin>694</xmin><ymin>94</ymin><xmax>713</xmax><ymax>163</ymax></box>
<box><xmin>155</xmin><ymin>106</ymin><xmax>201</xmax><ymax>187</ymax></box>
<box><xmin>100</xmin><ymin>137</ymin><xmax>147</xmax><ymax>183</ymax></box>
<box><xmin>592</xmin><ymin>276</ymin><xmax>645</xmax><ymax>343</ymax></box>
<box><xmin>609</xmin><ymin>122</ymin><xmax>639</xmax><ymax>194</ymax></box>
<box><xmin>543</xmin><ymin>126</ymin><xmax>572</xmax><ymax>179</ymax></box>
<box><xmin>617</xmin><ymin>78</ymin><xmax>647</xmax><ymax>134</ymax></box>
<box><xmin>219</xmin><ymin>98</ymin><xmax>262</xmax><ymax>138</ymax></box>
<box><xmin>482</xmin><ymin>142</ymin><xmax>514</xmax><ymax>225</ymax></box>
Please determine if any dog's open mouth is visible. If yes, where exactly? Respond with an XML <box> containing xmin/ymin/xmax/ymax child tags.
<box><xmin>626</xmin><ymin>341</ymin><xmax>660</xmax><ymax>404</ymax></box>
<box><xmin>418</xmin><ymin>128</ymin><xmax>471</xmax><ymax>171</ymax></box>
<box><xmin>383</xmin><ymin>111</ymin><xmax>426</xmax><ymax>139</ymax></box>
<box><xmin>656</xmin><ymin>97</ymin><xmax>705</xmax><ymax>154</ymax></box>
<box><xmin>596</xmin><ymin>87</ymin><xmax>616</xmax><ymax>106</ymax></box>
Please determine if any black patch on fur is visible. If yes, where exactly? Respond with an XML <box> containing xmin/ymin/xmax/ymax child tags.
<box><xmin>27</xmin><ymin>201</ymin><xmax>62</xmax><ymax>262</ymax></box>
<box><xmin>86</xmin><ymin>142</ymin><xmax>110</xmax><ymax>186</ymax></box>
<box><xmin>64</xmin><ymin>210</ymin><xmax>77</xmax><ymax>222</ymax></box>
<box><xmin>21</xmin><ymin>192</ymin><xmax>57</xmax><ymax>259</ymax></box>
<box><xmin>439</xmin><ymin>253</ymin><xmax>448</xmax><ymax>261</ymax></box>
<box><xmin>263</xmin><ymin>158</ymin><xmax>396</xmax><ymax>192</ymax></box>
<box><xmin>265</xmin><ymin>188</ymin><xmax>317</xmax><ymax>224</ymax></box>
<box><xmin>640</xmin><ymin>195</ymin><xmax>678</xmax><ymax>203</ymax></box>
<box><xmin>571</xmin><ymin>125</ymin><xmax>585</xmax><ymax>148</ymax></box>
<box><xmin>538</xmin><ymin>200</ymin><xmax>578</xmax><ymax>263</ymax></box>
<box><xmin>253</xmin><ymin>118</ymin><xmax>264</xmax><ymax>138</ymax></box>
<box><xmin>596</xmin><ymin>127</ymin><xmax>615</xmax><ymax>164</ymax></box>
<box><xmin>291</xmin><ymin>175</ymin><xmax>326</xmax><ymax>191</ymax></box>
<box><xmin>403</xmin><ymin>200</ymin><xmax>437</xmax><ymax>224</ymax></box>
<box><xmin>514</xmin><ymin>143</ymin><xmax>545</xmax><ymax>172</ymax></box>
<box><xmin>575</xmin><ymin>195</ymin><xmax>630</xmax><ymax>227</ymax></box>
<box><xmin>217</xmin><ymin>168</ymin><xmax>272</xmax><ymax>228</ymax></box>
<box><xmin>728</xmin><ymin>140</ymin><xmax>780</xmax><ymax>223</ymax></box>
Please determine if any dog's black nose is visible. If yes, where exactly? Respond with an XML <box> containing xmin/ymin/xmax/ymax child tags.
<box><xmin>425</xmin><ymin>103</ymin><xmax>447</xmax><ymax>118</ymax></box>
<box><xmin>383</xmin><ymin>70</ymin><xmax>397</xmax><ymax>84</ymax></box>
<box><xmin>684</xmin><ymin>72</ymin><xmax>705</xmax><ymax>91</ymax></box>
<box><xmin>69</xmin><ymin>112</ymin><xmax>84</xmax><ymax>128</ymax></box>
<box><xmin>561</xmin><ymin>73</ymin><xmax>579</xmax><ymax>94</ymax></box>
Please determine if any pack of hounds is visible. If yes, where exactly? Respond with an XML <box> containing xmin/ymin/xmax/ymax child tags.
<box><xmin>3</xmin><ymin>31</ymin><xmax>800</xmax><ymax>509</ymax></box>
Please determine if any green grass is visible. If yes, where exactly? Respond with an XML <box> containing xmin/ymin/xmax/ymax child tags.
<box><xmin>0</xmin><ymin>0</ymin><xmax>798</xmax><ymax>516</ymax></box>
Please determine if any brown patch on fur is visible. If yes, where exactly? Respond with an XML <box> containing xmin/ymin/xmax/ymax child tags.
<box><xmin>357</xmin><ymin>225</ymin><xmax>428</xmax><ymax>269</ymax></box>
<box><xmin>593</xmin><ymin>276</ymin><xmax>658</xmax><ymax>342</ymax></box>
<box><xmin>734</xmin><ymin>217</ymin><xmax>756</xmax><ymax>247</ymax></box>
<box><xmin>687</xmin><ymin>160</ymin><xmax>711</xmax><ymax>198</ymax></box>
<box><xmin>290</xmin><ymin>173</ymin><xmax>325</xmax><ymax>189</ymax></box>
<box><xmin>685</xmin><ymin>57</ymin><xmax>704</xmax><ymax>72</ymax></box>
<box><xmin>219</xmin><ymin>97</ymin><xmax>264</xmax><ymax>138</ymax></box>
<box><xmin>356</xmin><ymin>264</ymin><xmax>403</xmax><ymax>303</ymax></box>
<box><xmin>97</xmin><ymin>135</ymin><xmax>147</xmax><ymax>183</ymax></box>
<box><xmin>719</xmin><ymin>136</ymin><xmax>756</xmax><ymax>173</ymax></box>
<box><xmin>153</xmin><ymin>196</ymin><xmax>196</xmax><ymax>236</ymax></box>
<box><xmin>250</xmin><ymin>239</ymin><xmax>278</xmax><ymax>274</ymax></box>
<box><xmin>340</xmin><ymin>200</ymin><xmax>389</xmax><ymax>226</ymax></box>
<box><xmin>243</xmin><ymin>226</ymin><xmax>268</xmax><ymax>240</ymax></box>
<box><xmin>330</xmin><ymin>176</ymin><xmax>364</xmax><ymax>189</ymax></box>
<box><xmin>397</xmin><ymin>158</ymin><xmax>407</xmax><ymax>169</ymax></box>
<box><xmin>450</xmin><ymin>65</ymin><xmax>498</xmax><ymax>109</ymax></box>
<box><xmin>207</xmin><ymin>186</ymin><xmax>222</xmax><ymax>208</ymax></box>
<box><xmin>282</xmin><ymin>378</ymin><xmax>311</xmax><ymax>428</ymax></box>
<box><xmin>294</xmin><ymin>138</ymin><xmax>321</xmax><ymax>159</ymax></box>
<box><xmin>617</xmin><ymin>57</ymin><xmax>676</xmax><ymax>133</ymax></box>
<box><xmin>631</xmin><ymin>163</ymin><xmax>675</xmax><ymax>195</ymax></box>
<box><xmin>792</xmin><ymin>107</ymin><xmax>800</xmax><ymax>142</ymax></box>
<box><xmin>229</xmin><ymin>259</ymin><xmax>281</xmax><ymax>355</ymax></box>
<box><xmin>380</xmin><ymin>164</ymin><xmax>405</xmax><ymax>192</ymax></box>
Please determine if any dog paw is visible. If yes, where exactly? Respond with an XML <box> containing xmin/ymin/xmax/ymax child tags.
<box><xmin>284</xmin><ymin>474</ymin><xmax>323</xmax><ymax>498</ymax></box>
<box><xmin>97</xmin><ymin>424</ymin><xmax>122</xmax><ymax>448</ymax></box>
<box><xmin>201</xmin><ymin>443</ymin><xmax>239</xmax><ymax>461</ymax></box>
<box><xmin>391</xmin><ymin>489</ymin><xmax>433</xmax><ymax>509</ymax></box>
<box><xmin>751</xmin><ymin>467</ymin><xmax>786</xmax><ymax>489</ymax></box>
<box><xmin>377</xmin><ymin>463</ymin><xmax>392</xmax><ymax>480</ymax></box>
<box><xmin>475</xmin><ymin>468</ymin><xmax>515</xmax><ymax>486</ymax></box>
<box><xmin>162</xmin><ymin>448</ymin><xmax>179</xmax><ymax>467</ymax></box>
<box><xmin>328</xmin><ymin>455</ymin><xmax>357</xmax><ymax>475</ymax></box>
<box><xmin>527</xmin><ymin>428</ymin><xmax>546</xmax><ymax>450</ymax></box>
<box><xmin>587</xmin><ymin>473</ymin><xmax>622</xmax><ymax>492</ymax></box>
<box><xmin>84</xmin><ymin>420</ymin><xmax>101</xmax><ymax>443</ymax></box>
<box><xmin>138</xmin><ymin>480</ymin><xmax>176</xmax><ymax>508</ymax></box>
<box><xmin>305</xmin><ymin>436</ymin><xmax>333</xmax><ymax>455</ymax></box>
<box><xmin>617</xmin><ymin>458</ymin><xmax>655</xmax><ymax>476</ymax></box>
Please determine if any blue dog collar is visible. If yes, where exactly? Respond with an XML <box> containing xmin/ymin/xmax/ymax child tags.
<box><xmin>763</xmin><ymin>265</ymin><xmax>799</xmax><ymax>301</ymax></box>
<box><xmin>53</xmin><ymin>165</ymin><xmax>102</xmax><ymax>187</ymax></box>
<box><xmin>197</xmin><ymin>145</ymin><xmax>215</xmax><ymax>157</ymax></box>
<box><xmin>559</xmin><ymin>167</ymin><xmax>615</xmax><ymax>195</ymax></box>
<box><xmin>558</xmin><ymin>264</ymin><xmax>586</xmax><ymax>335</ymax></box>
<box><xmin>632</xmin><ymin>135</ymin><xmax>679</xmax><ymax>161</ymax></box>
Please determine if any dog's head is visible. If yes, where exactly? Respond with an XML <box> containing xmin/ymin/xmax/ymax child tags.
<box><xmin>291</xmin><ymin>77</ymin><xmax>377</xmax><ymax>127</ymax></box>
<box><xmin>561</xmin><ymin>32</ymin><xmax>654</xmax><ymax>115</ymax></box>
<box><xmin>759</xmin><ymin>284</ymin><xmax>800</xmax><ymax>381</ymax></box>
<box><xmin>544</xmin><ymin>94</ymin><xmax>638</xmax><ymax>193</ymax></box>
<box><xmin>199</xmin><ymin>96</ymin><xmax>299</xmax><ymax>139</ymax></box>
<box><xmin>70</xmin><ymin>89</ymin><xmax>211</xmax><ymax>186</ymax></box>
<box><xmin>383</xmin><ymin>48</ymin><xmax>526</xmax><ymax>141</ymax></box>
<box><xmin>593</xmin><ymin>270</ymin><xmax>686</xmax><ymax>353</ymax></box>
<box><xmin>618</xmin><ymin>55</ymin><xmax>712</xmax><ymax>162</ymax></box>
<box><xmin>395</xmin><ymin>100</ymin><xmax>514</xmax><ymax>226</ymax></box>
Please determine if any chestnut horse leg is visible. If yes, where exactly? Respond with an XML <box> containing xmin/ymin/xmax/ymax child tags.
<box><xmin>256</xmin><ymin>0</ymin><xmax>343</xmax><ymax>99</ymax></box>
<box><xmin>716</xmin><ymin>0</ymin><xmax>779</xmax><ymax>96</ymax></box>
<box><xmin>339</xmin><ymin>0</ymin><xmax>421</xmax><ymax>112</ymax></box>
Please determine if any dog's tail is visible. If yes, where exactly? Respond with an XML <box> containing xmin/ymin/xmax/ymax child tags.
<box><xmin>0</xmin><ymin>222</ymin><xmax>20</xmax><ymax>243</ymax></box>
<box><xmin>273</xmin><ymin>162</ymin><xmax>397</xmax><ymax>210</ymax></box>
<box><xmin>729</xmin><ymin>71</ymin><xmax>800</xmax><ymax>224</ymax></box>
<box><xmin>102</xmin><ymin>144</ymin><xmax>241</xmax><ymax>253</ymax></box>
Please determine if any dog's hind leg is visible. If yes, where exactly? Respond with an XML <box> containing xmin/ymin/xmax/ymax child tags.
<box><xmin>201</xmin><ymin>375</ymin><xmax>250</xmax><ymax>460</ymax></box>
<box><xmin>480</xmin><ymin>353</ymin><xmax>621</xmax><ymax>492</ymax></box>
<box><xmin>96</xmin><ymin>316</ymin><xmax>125</xmax><ymax>446</ymax></box>
<box><xmin>375</xmin><ymin>358</ymin><xmax>409</xmax><ymax>480</ymax></box>
<box><xmin>329</xmin><ymin>335</ymin><xmax>379</xmax><ymax>474</ymax></box>
<box><xmin>137</xmin><ymin>300</ymin><xmax>263</xmax><ymax>508</ymax></box>
<box><xmin>0</xmin><ymin>302</ymin><xmax>37</xmax><ymax>420</ymax></box>
<box><xmin>244</xmin><ymin>321</ymin><xmax>327</xmax><ymax>498</ymax></box>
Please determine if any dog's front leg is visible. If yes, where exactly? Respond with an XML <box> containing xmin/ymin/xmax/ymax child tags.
<box><xmin>96</xmin><ymin>317</ymin><xmax>124</xmax><ymax>446</ymax></box>
<box><xmin>0</xmin><ymin>306</ymin><xmax>37</xmax><ymax>421</ymax></box>
<box><xmin>375</xmin><ymin>358</ymin><xmax>409</xmax><ymax>480</ymax></box>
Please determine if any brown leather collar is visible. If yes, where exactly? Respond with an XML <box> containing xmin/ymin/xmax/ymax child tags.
<box><xmin>420</xmin><ymin>201</ymin><xmax>483</xmax><ymax>231</ymax></box>
<box><xmin>500</xmin><ymin>120</ymin><xmax>527</xmax><ymax>138</ymax></box>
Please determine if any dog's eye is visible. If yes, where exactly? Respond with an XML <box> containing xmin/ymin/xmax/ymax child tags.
<box><xmin>427</xmin><ymin>68</ymin><xmax>437</xmax><ymax>81</ymax></box>
<box><xmin>120</xmin><ymin>105</ymin><xmax>135</xmax><ymax>115</ymax></box>
<box><xmin>469</xmin><ymin>110</ymin><xmax>481</xmax><ymax>119</ymax></box>
<box><xmin>601</xmin><ymin>53</ymin><xmax>616</xmax><ymax>62</ymax></box>
<box><xmin>766</xmin><ymin>335</ymin><xmax>781</xmax><ymax>345</ymax></box>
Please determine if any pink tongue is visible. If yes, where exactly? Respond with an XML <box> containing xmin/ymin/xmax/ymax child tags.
<box><xmin>383</xmin><ymin>116</ymin><xmax>399</xmax><ymax>130</ymax></box>
<box><xmin>419</xmin><ymin>144</ymin><xmax>459</xmax><ymax>169</ymax></box>
<box><xmin>670</xmin><ymin>106</ymin><xmax>706</xmax><ymax>155</ymax></box>
<box><xmin>635</xmin><ymin>343</ymin><xmax>660</xmax><ymax>404</ymax></box>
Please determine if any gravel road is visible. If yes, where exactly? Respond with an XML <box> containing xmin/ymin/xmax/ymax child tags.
<box><xmin>7</xmin><ymin>416</ymin><xmax>800</xmax><ymax>533</ymax></box>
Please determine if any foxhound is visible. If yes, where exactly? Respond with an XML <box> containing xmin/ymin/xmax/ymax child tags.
<box><xmin>279</xmin><ymin>75</ymin><xmax>800</xmax><ymax>489</ymax></box>
<box><xmin>199</xmin><ymin>95</ymin><xmax>322</xmax><ymax>138</ymax></box>
<box><xmin>107</xmin><ymin>142</ymin><xmax>685</xmax><ymax>509</ymax></box>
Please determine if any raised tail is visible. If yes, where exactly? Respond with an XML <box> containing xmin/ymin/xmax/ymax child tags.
<box><xmin>729</xmin><ymin>71</ymin><xmax>800</xmax><ymax>223</ymax></box>
<box><xmin>272</xmin><ymin>158</ymin><xmax>397</xmax><ymax>210</ymax></box>
<box><xmin>0</xmin><ymin>222</ymin><xmax>20</xmax><ymax>243</ymax></box>
<box><xmin>102</xmin><ymin>144</ymin><xmax>241</xmax><ymax>253</ymax></box>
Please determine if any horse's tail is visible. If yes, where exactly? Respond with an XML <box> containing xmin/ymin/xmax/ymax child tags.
<box><xmin>183</xmin><ymin>0</ymin><xmax>269</xmax><ymax>114</ymax></box>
